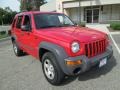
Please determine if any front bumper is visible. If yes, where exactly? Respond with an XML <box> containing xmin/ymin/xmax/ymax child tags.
<box><xmin>64</xmin><ymin>45</ymin><xmax>113</xmax><ymax>75</ymax></box>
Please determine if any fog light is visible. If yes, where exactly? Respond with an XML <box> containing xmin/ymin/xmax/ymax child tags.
<box><xmin>66</xmin><ymin>60</ymin><xmax>82</xmax><ymax>66</ymax></box>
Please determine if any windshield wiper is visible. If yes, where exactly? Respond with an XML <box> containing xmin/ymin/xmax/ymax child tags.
<box><xmin>62</xmin><ymin>24</ymin><xmax>75</xmax><ymax>27</ymax></box>
<box><xmin>40</xmin><ymin>24</ymin><xmax>75</xmax><ymax>28</ymax></box>
<box><xmin>40</xmin><ymin>25</ymin><xmax>58</xmax><ymax>28</ymax></box>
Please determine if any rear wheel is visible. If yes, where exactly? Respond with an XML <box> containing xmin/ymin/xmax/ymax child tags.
<box><xmin>13</xmin><ymin>41</ymin><xmax>24</xmax><ymax>56</ymax></box>
<box><xmin>42</xmin><ymin>52</ymin><xmax>65</xmax><ymax>85</ymax></box>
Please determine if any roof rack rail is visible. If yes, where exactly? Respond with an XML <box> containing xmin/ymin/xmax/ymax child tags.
<box><xmin>22</xmin><ymin>10</ymin><xmax>28</xmax><ymax>12</ymax></box>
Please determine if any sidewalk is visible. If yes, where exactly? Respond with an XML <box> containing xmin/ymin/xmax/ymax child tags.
<box><xmin>86</xmin><ymin>24</ymin><xmax>110</xmax><ymax>34</ymax></box>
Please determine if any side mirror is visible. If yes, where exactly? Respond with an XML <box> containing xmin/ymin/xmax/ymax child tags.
<box><xmin>74</xmin><ymin>22</ymin><xmax>78</xmax><ymax>26</ymax></box>
<box><xmin>74</xmin><ymin>23</ymin><xmax>77</xmax><ymax>25</ymax></box>
<box><xmin>21</xmin><ymin>25</ymin><xmax>31</xmax><ymax>31</ymax></box>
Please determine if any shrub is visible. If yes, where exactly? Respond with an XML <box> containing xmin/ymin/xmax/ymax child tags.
<box><xmin>110</xmin><ymin>22</ymin><xmax>120</xmax><ymax>30</ymax></box>
<box><xmin>0</xmin><ymin>31</ymin><xmax>6</xmax><ymax>35</ymax></box>
<box><xmin>78</xmin><ymin>22</ymin><xmax>86</xmax><ymax>27</ymax></box>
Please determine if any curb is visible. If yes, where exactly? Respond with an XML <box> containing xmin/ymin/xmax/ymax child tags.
<box><xmin>0</xmin><ymin>37</ymin><xmax>11</xmax><ymax>42</ymax></box>
<box><xmin>110</xmin><ymin>32</ymin><xmax>120</xmax><ymax>35</ymax></box>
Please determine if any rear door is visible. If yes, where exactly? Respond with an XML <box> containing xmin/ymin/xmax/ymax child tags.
<box><xmin>13</xmin><ymin>15</ymin><xmax>24</xmax><ymax>47</ymax></box>
<box><xmin>11</xmin><ymin>17</ymin><xmax>17</xmax><ymax>36</ymax></box>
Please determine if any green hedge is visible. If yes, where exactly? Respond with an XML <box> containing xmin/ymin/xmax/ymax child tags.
<box><xmin>110</xmin><ymin>22</ymin><xmax>120</xmax><ymax>30</ymax></box>
<box><xmin>78</xmin><ymin>22</ymin><xmax>86</xmax><ymax>27</ymax></box>
<box><xmin>0</xmin><ymin>34</ymin><xmax>8</xmax><ymax>39</ymax></box>
<box><xmin>0</xmin><ymin>31</ymin><xmax>9</xmax><ymax>39</ymax></box>
<box><xmin>0</xmin><ymin>31</ymin><xmax>6</xmax><ymax>35</ymax></box>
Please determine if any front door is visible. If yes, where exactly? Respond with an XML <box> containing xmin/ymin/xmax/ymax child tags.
<box><xmin>20</xmin><ymin>15</ymin><xmax>33</xmax><ymax>54</ymax></box>
<box><xmin>86</xmin><ymin>8</ymin><xmax>99</xmax><ymax>23</ymax></box>
<box><xmin>20</xmin><ymin>14</ymin><xmax>38</xmax><ymax>57</ymax></box>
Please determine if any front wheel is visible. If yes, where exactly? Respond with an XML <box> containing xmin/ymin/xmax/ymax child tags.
<box><xmin>42</xmin><ymin>52</ymin><xmax>65</xmax><ymax>85</ymax></box>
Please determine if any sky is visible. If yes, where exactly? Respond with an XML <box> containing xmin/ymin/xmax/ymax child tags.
<box><xmin>0</xmin><ymin>0</ymin><xmax>20</xmax><ymax>12</ymax></box>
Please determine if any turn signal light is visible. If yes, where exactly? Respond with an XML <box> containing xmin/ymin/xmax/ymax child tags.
<box><xmin>66</xmin><ymin>60</ymin><xmax>82</xmax><ymax>66</ymax></box>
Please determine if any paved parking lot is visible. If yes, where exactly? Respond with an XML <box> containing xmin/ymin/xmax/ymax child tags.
<box><xmin>112</xmin><ymin>35</ymin><xmax>120</xmax><ymax>49</ymax></box>
<box><xmin>0</xmin><ymin>34</ymin><xmax>120</xmax><ymax>90</ymax></box>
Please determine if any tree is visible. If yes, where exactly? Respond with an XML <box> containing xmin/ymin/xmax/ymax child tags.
<box><xmin>20</xmin><ymin>0</ymin><xmax>47</xmax><ymax>11</ymax></box>
<box><xmin>0</xmin><ymin>8</ymin><xmax>6</xmax><ymax>25</ymax></box>
<box><xmin>26</xmin><ymin>2</ymin><xmax>32</xmax><ymax>11</ymax></box>
<box><xmin>5</xmin><ymin>7</ymin><xmax>12</xmax><ymax>12</ymax></box>
<box><xmin>0</xmin><ymin>7</ymin><xmax>17</xmax><ymax>25</ymax></box>
<box><xmin>35</xmin><ymin>0</ymin><xmax>47</xmax><ymax>10</ymax></box>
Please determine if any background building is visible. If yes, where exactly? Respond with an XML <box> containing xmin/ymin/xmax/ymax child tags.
<box><xmin>40</xmin><ymin>0</ymin><xmax>120</xmax><ymax>23</ymax></box>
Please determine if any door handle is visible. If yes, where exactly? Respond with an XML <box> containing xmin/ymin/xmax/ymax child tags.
<box><xmin>21</xmin><ymin>32</ymin><xmax>30</xmax><ymax>36</ymax></box>
<box><xmin>21</xmin><ymin>33</ymin><xmax>24</xmax><ymax>36</ymax></box>
<box><xmin>27</xmin><ymin>32</ymin><xmax>30</xmax><ymax>35</ymax></box>
<box><xmin>34</xmin><ymin>36</ymin><xmax>38</xmax><ymax>39</ymax></box>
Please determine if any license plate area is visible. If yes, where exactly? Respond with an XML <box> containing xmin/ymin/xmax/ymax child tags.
<box><xmin>99</xmin><ymin>58</ymin><xmax>107</xmax><ymax>68</ymax></box>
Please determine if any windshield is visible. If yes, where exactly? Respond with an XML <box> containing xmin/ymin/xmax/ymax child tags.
<box><xmin>34</xmin><ymin>13</ymin><xmax>75</xmax><ymax>29</ymax></box>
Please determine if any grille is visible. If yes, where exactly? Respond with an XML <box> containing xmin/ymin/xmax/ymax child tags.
<box><xmin>85</xmin><ymin>39</ymin><xmax>106</xmax><ymax>58</ymax></box>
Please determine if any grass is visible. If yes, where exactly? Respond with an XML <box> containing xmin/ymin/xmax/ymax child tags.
<box><xmin>110</xmin><ymin>22</ymin><xmax>120</xmax><ymax>30</ymax></box>
<box><xmin>0</xmin><ymin>34</ymin><xmax>9</xmax><ymax>39</ymax></box>
<box><xmin>0</xmin><ymin>31</ymin><xmax>9</xmax><ymax>39</ymax></box>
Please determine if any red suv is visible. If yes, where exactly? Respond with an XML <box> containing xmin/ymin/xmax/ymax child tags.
<box><xmin>11</xmin><ymin>11</ymin><xmax>113</xmax><ymax>85</ymax></box>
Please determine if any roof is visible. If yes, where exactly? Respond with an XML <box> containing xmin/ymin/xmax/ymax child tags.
<box><xmin>15</xmin><ymin>11</ymin><xmax>63</xmax><ymax>17</ymax></box>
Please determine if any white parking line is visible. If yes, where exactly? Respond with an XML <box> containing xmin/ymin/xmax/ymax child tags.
<box><xmin>110</xmin><ymin>32</ymin><xmax>120</xmax><ymax>35</ymax></box>
<box><xmin>0</xmin><ymin>48</ymin><xmax>12</xmax><ymax>54</ymax></box>
<box><xmin>109</xmin><ymin>33</ymin><xmax>120</xmax><ymax>54</ymax></box>
<box><xmin>86</xmin><ymin>24</ymin><xmax>120</xmax><ymax>54</ymax></box>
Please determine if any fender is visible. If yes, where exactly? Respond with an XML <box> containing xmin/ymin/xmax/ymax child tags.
<box><xmin>39</xmin><ymin>41</ymin><xmax>70</xmax><ymax>74</ymax></box>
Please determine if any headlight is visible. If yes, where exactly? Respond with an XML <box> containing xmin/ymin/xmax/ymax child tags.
<box><xmin>71</xmin><ymin>42</ymin><xmax>80</xmax><ymax>53</ymax></box>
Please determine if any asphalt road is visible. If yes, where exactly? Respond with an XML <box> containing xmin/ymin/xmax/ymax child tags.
<box><xmin>0</xmin><ymin>36</ymin><xmax>120</xmax><ymax>90</ymax></box>
<box><xmin>112</xmin><ymin>34</ymin><xmax>120</xmax><ymax>49</ymax></box>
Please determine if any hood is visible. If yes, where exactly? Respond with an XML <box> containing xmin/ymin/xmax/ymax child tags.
<box><xmin>38</xmin><ymin>26</ymin><xmax>106</xmax><ymax>43</ymax></box>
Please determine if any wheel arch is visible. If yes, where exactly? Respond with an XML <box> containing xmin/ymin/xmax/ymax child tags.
<box><xmin>39</xmin><ymin>41</ymin><xmax>69</xmax><ymax>74</ymax></box>
<box><xmin>39</xmin><ymin>48</ymin><xmax>50</xmax><ymax>61</ymax></box>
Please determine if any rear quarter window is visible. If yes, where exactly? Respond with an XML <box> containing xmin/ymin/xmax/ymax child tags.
<box><xmin>12</xmin><ymin>18</ymin><xmax>16</xmax><ymax>28</ymax></box>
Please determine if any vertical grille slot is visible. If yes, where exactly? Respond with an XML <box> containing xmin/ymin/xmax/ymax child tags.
<box><xmin>93</xmin><ymin>42</ymin><xmax>96</xmax><ymax>56</ymax></box>
<box><xmin>96</xmin><ymin>42</ymin><xmax>99</xmax><ymax>54</ymax></box>
<box><xmin>101</xmin><ymin>40</ymin><xmax>104</xmax><ymax>52</ymax></box>
<box><xmin>89</xmin><ymin>44</ymin><xmax>92</xmax><ymax>57</ymax></box>
<box><xmin>85</xmin><ymin>39</ymin><xmax>106</xmax><ymax>58</ymax></box>
<box><xmin>85</xmin><ymin>44</ymin><xmax>88</xmax><ymax>56</ymax></box>
<box><xmin>99</xmin><ymin>41</ymin><xmax>101</xmax><ymax>53</ymax></box>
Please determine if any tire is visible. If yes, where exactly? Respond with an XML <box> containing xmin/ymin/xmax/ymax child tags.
<box><xmin>42</xmin><ymin>52</ymin><xmax>65</xmax><ymax>85</ymax></box>
<box><xmin>12</xmin><ymin>41</ymin><xmax>24</xmax><ymax>56</ymax></box>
